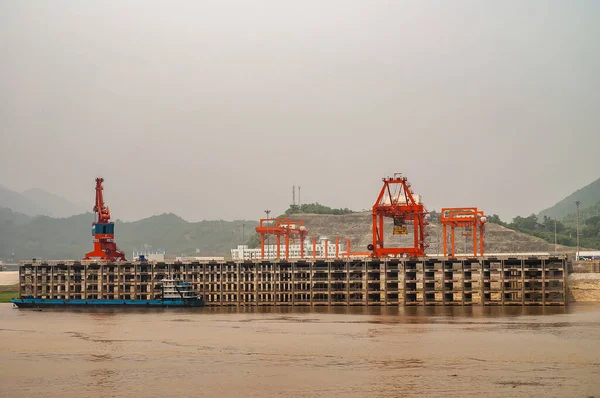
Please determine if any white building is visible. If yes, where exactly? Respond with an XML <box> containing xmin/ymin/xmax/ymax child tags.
<box><xmin>231</xmin><ymin>237</ymin><xmax>347</xmax><ymax>260</ymax></box>
<box><xmin>132</xmin><ymin>249</ymin><xmax>166</xmax><ymax>262</ymax></box>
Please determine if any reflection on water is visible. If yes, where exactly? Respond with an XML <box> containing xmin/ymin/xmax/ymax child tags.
<box><xmin>44</xmin><ymin>304</ymin><xmax>572</xmax><ymax>318</ymax></box>
<box><xmin>1</xmin><ymin>303</ymin><xmax>599</xmax><ymax>397</ymax></box>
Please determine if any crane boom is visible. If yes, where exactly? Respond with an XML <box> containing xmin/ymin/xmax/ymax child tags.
<box><xmin>93</xmin><ymin>177</ymin><xmax>111</xmax><ymax>223</ymax></box>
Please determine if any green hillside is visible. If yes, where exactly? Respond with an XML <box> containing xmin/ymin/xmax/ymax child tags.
<box><xmin>562</xmin><ymin>202</ymin><xmax>600</xmax><ymax>228</ymax></box>
<box><xmin>0</xmin><ymin>207</ymin><xmax>33</xmax><ymax>226</ymax></box>
<box><xmin>515</xmin><ymin>177</ymin><xmax>600</xmax><ymax>250</ymax></box>
<box><xmin>538</xmin><ymin>177</ymin><xmax>600</xmax><ymax>220</ymax></box>
<box><xmin>0</xmin><ymin>209</ymin><xmax>256</xmax><ymax>261</ymax></box>
<box><xmin>492</xmin><ymin>198</ymin><xmax>600</xmax><ymax>251</ymax></box>
<box><xmin>284</xmin><ymin>203</ymin><xmax>354</xmax><ymax>216</ymax></box>
<box><xmin>499</xmin><ymin>213</ymin><xmax>599</xmax><ymax>250</ymax></box>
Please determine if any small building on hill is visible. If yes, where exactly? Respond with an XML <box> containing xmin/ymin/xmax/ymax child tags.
<box><xmin>577</xmin><ymin>251</ymin><xmax>600</xmax><ymax>261</ymax></box>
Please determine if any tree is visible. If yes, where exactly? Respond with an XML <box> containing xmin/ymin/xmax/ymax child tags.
<box><xmin>542</xmin><ymin>216</ymin><xmax>565</xmax><ymax>233</ymax></box>
<box><xmin>582</xmin><ymin>225</ymin><xmax>598</xmax><ymax>239</ymax></box>
<box><xmin>487</xmin><ymin>214</ymin><xmax>503</xmax><ymax>225</ymax></box>
<box><xmin>283</xmin><ymin>203</ymin><xmax>354</xmax><ymax>216</ymax></box>
<box><xmin>511</xmin><ymin>214</ymin><xmax>539</xmax><ymax>231</ymax></box>
<box><xmin>245</xmin><ymin>233</ymin><xmax>261</xmax><ymax>249</ymax></box>
<box><xmin>428</xmin><ymin>210</ymin><xmax>440</xmax><ymax>223</ymax></box>
<box><xmin>585</xmin><ymin>215</ymin><xmax>600</xmax><ymax>228</ymax></box>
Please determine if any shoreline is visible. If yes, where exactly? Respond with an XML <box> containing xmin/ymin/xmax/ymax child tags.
<box><xmin>0</xmin><ymin>271</ymin><xmax>18</xmax><ymax>286</ymax></box>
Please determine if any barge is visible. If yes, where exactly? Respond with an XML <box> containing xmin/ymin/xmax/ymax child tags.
<box><xmin>11</xmin><ymin>277</ymin><xmax>204</xmax><ymax>308</ymax></box>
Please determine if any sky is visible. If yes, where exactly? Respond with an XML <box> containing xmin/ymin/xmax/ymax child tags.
<box><xmin>1</xmin><ymin>1</ymin><xmax>598</xmax><ymax>222</ymax></box>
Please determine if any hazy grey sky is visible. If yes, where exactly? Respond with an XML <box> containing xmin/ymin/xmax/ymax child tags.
<box><xmin>1</xmin><ymin>1</ymin><xmax>598</xmax><ymax>222</ymax></box>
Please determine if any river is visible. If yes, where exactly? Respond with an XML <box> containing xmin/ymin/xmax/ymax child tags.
<box><xmin>1</xmin><ymin>304</ymin><xmax>599</xmax><ymax>397</ymax></box>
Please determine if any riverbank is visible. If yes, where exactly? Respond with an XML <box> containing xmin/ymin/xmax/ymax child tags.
<box><xmin>0</xmin><ymin>271</ymin><xmax>18</xmax><ymax>285</ymax></box>
<box><xmin>567</xmin><ymin>273</ymin><xmax>600</xmax><ymax>302</ymax></box>
<box><xmin>0</xmin><ymin>284</ymin><xmax>18</xmax><ymax>303</ymax></box>
<box><xmin>0</xmin><ymin>271</ymin><xmax>19</xmax><ymax>303</ymax></box>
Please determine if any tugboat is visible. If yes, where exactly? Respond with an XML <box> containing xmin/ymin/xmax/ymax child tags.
<box><xmin>154</xmin><ymin>277</ymin><xmax>204</xmax><ymax>307</ymax></box>
<box><xmin>11</xmin><ymin>278</ymin><xmax>204</xmax><ymax>308</ymax></box>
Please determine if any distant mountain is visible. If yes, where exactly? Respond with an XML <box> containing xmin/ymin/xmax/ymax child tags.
<box><xmin>22</xmin><ymin>188</ymin><xmax>87</xmax><ymax>217</ymax></box>
<box><xmin>0</xmin><ymin>185</ymin><xmax>41</xmax><ymax>216</ymax></box>
<box><xmin>0</xmin><ymin>185</ymin><xmax>85</xmax><ymax>218</ymax></box>
<box><xmin>0</xmin><ymin>212</ymin><xmax>257</xmax><ymax>261</ymax></box>
<box><xmin>538</xmin><ymin>177</ymin><xmax>600</xmax><ymax>221</ymax></box>
<box><xmin>0</xmin><ymin>207</ymin><xmax>33</xmax><ymax>226</ymax></box>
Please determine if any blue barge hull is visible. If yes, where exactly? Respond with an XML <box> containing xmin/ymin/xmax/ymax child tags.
<box><xmin>11</xmin><ymin>298</ymin><xmax>204</xmax><ymax>308</ymax></box>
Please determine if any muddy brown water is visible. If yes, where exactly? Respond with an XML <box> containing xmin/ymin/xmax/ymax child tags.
<box><xmin>1</xmin><ymin>304</ymin><xmax>599</xmax><ymax>397</ymax></box>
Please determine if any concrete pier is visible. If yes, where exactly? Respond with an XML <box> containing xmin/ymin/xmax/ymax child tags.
<box><xmin>17</xmin><ymin>255</ymin><xmax>567</xmax><ymax>306</ymax></box>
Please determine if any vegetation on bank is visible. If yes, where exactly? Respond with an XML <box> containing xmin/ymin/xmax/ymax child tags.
<box><xmin>284</xmin><ymin>203</ymin><xmax>354</xmax><ymax>216</ymax></box>
<box><xmin>485</xmin><ymin>213</ymin><xmax>599</xmax><ymax>250</ymax></box>
<box><xmin>430</xmin><ymin>207</ymin><xmax>600</xmax><ymax>250</ymax></box>
<box><xmin>0</xmin><ymin>284</ymin><xmax>18</xmax><ymax>303</ymax></box>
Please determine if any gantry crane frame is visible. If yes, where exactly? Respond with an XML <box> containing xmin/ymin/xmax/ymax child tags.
<box><xmin>439</xmin><ymin>207</ymin><xmax>486</xmax><ymax>257</ymax></box>
<box><xmin>255</xmin><ymin>218</ymin><xmax>309</xmax><ymax>260</ymax></box>
<box><xmin>369</xmin><ymin>173</ymin><xmax>428</xmax><ymax>258</ymax></box>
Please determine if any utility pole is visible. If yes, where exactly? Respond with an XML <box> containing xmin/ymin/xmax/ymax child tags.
<box><xmin>438</xmin><ymin>226</ymin><xmax>441</xmax><ymax>256</ymax></box>
<box><xmin>554</xmin><ymin>218</ymin><xmax>557</xmax><ymax>254</ymax></box>
<box><xmin>298</xmin><ymin>186</ymin><xmax>301</xmax><ymax>206</ymax></box>
<box><xmin>265</xmin><ymin>210</ymin><xmax>271</xmax><ymax>259</ymax></box>
<box><xmin>575</xmin><ymin>201</ymin><xmax>581</xmax><ymax>261</ymax></box>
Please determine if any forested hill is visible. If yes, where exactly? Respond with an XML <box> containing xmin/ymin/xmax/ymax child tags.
<box><xmin>538</xmin><ymin>177</ymin><xmax>600</xmax><ymax>220</ymax></box>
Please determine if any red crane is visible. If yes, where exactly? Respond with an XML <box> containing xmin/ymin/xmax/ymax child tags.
<box><xmin>440</xmin><ymin>207</ymin><xmax>486</xmax><ymax>257</ymax></box>
<box><xmin>83</xmin><ymin>177</ymin><xmax>126</xmax><ymax>262</ymax></box>
<box><xmin>255</xmin><ymin>218</ymin><xmax>309</xmax><ymax>260</ymax></box>
<box><xmin>368</xmin><ymin>173</ymin><xmax>428</xmax><ymax>257</ymax></box>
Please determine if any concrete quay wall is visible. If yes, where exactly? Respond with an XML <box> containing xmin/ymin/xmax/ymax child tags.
<box><xmin>18</xmin><ymin>256</ymin><xmax>567</xmax><ymax>306</ymax></box>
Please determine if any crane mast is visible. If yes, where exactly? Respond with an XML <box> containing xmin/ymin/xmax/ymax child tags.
<box><xmin>83</xmin><ymin>177</ymin><xmax>126</xmax><ymax>262</ymax></box>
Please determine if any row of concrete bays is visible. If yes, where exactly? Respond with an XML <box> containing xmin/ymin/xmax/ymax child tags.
<box><xmin>19</xmin><ymin>255</ymin><xmax>566</xmax><ymax>306</ymax></box>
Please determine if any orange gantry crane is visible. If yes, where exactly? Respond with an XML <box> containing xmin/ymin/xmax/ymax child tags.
<box><xmin>368</xmin><ymin>173</ymin><xmax>428</xmax><ymax>257</ymax></box>
<box><xmin>439</xmin><ymin>207</ymin><xmax>486</xmax><ymax>257</ymax></box>
<box><xmin>255</xmin><ymin>218</ymin><xmax>309</xmax><ymax>260</ymax></box>
<box><xmin>83</xmin><ymin>177</ymin><xmax>126</xmax><ymax>262</ymax></box>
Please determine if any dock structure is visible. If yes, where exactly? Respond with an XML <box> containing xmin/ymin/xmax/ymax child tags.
<box><xmin>17</xmin><ymin>256</ymin><xmax>567</xmax><ymax>306</ymax></box>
